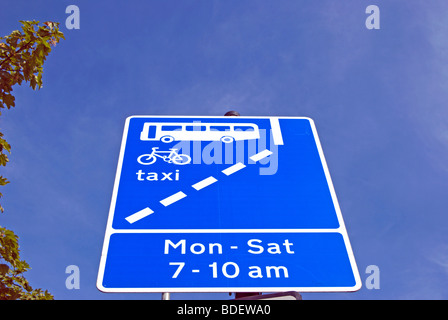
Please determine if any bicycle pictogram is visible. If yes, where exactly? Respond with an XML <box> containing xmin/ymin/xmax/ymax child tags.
<box><xmin>137</xmin><ymin>147</ymin><xmax>191</xmax><ymax>165</ymax></box>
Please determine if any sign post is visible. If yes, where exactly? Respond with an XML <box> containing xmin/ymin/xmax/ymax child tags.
<box><xmin>97</xmin><ymin>116</ymin><xmax>361</xmax><ymax>294</ymax></box>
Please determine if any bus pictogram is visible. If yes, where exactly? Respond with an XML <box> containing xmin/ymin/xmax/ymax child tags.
<box><xmin>140</xmin><ymin>122</ymin><xmax>260</xmax><ymax>143</ymax></box>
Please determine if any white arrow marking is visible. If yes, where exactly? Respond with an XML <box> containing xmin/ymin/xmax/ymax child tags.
<box><xmin>125</xmin><ymin>207</ymin><xmax>154</xmax><ymax>224</ymax></box>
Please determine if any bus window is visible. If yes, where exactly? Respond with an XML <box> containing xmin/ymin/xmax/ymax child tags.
<box><xmin>210</xmin><ymin>126</ymin><xmax>230</xmax><ymax>131</ymax></box>
<box><xmin>234</xmin><ymin>126</ymin><xmax>254</xmax><ymax>131</ymax></box>
<box><xmin>186</xmin><ymin>125</ymin><xmax>206</xmax><ymax>131</ymax></box>
<box><xmin>162</xmin><ymin>125</ymin><xmax>182</xmax><ymax>131</ymax></box>
<box><xmin>146</xmin><ymin>125</ymin><xmax>156</xmax><ymax>138</ymax></box>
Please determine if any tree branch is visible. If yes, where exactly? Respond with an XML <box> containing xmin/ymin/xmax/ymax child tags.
<box><xmin>0</xmin><ymin>40</ymin><xmax>33</xmax><ymax>69</ymax></box>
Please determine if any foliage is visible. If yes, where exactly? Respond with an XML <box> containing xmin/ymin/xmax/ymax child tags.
<box><xmin>0</xmin><ymin>227</ymin><xmax>54</xmax><ymax>299</ymax></box>
<box><xmin>0</xmin><ymin>20</ymin><xmax>64</xmax><ymax>300</ymax></box>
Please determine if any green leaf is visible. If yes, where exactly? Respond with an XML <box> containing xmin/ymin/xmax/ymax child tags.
<box><xmin>0</xmin><ymin>175</ymin><xmax>9</xmax><ymax>185</ymax></box>
<box><xmin>0</xmin><ymin>154</ymin><xmax>9</xmax><ymax>166</ymax></box>
<box><xmin>0</xmin><ymin>135</ymin><xmax>11</xmax><ymax>153</ymax></box>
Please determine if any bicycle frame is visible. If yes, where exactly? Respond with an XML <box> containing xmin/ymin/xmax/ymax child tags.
<box><xmin>150</xmin><ymin>148</ymin><xmax>178</xmax><ymax>161</ymax></box>
<box><xmin>137</xmin><ymin>147</ymin><xmax>191</xmax><ymax>165</ymax></box>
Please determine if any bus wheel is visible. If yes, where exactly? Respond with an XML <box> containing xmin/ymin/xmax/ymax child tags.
<box><xmin>161</xmin><ymin>135</ymin><xmax>174</xmax><ymax>143</ymax></box>
<box><xmin>221</xmin><ymin>136</ymin><xmax>234</xmax><ymax>143</ymax></box>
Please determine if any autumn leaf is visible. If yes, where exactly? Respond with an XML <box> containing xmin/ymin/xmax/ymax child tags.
<box><xmin>0</xmin><ymin>20</ymin><xmax>63</xmax><ymax>300</ymax></box>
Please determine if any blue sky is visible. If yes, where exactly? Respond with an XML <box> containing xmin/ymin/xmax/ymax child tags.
<box><xmin>1</xmin><ymin>0</ymin><xmax>448</xmax><ymax>299</ymax></box>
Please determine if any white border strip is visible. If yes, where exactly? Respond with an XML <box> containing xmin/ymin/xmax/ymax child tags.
<box><xmin>106</xmin><ymin>228</ymin><xmax>342</xmax><ymax>234</ymax></box>
<box><xmin>270</xmin><ymin>117</ymin><xmax>284</xmax><ymax>145</ymax></box>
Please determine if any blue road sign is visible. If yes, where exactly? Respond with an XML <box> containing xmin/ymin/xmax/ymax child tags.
<box><xmin>97</xmin><ymin>116</ymin><xmax>361</xmax><ymax>293</ymax></box>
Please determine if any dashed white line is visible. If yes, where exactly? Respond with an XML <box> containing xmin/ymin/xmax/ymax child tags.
<box><xmin>192</xmin><ymin>176</ymin><xmax>217</xmax><ymax>191</ymax></box>
<box><xmin>250</xmin><ymin>149</ymin><xmax>273</xmax><ymax>162</ymax></box>
<box><xmin>125</xmin><ymin>149</ymin><xmax>273</xmax><ymax>223</ymax></box>
<box><xmin>125</xmin><ymin>207</ymin><xmax>154</xmax><ymax>224</ymax></box>
<box><xmin>222</xmin><ymin>162</ymin><xmax>246</xmax><ymax>176</ymax></box>
<box><xmin>160</xmin><ymin>191</ymin><xmax>187</xmax><ymax>207</ymax></box>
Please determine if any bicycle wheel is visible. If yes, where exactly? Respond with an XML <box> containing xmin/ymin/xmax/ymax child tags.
<box><xmin>137</xmin><ymin>154</ymin><xmax>157</xmax><ymax>165</ymax></box>
<box><xmin>172</xmin><ymin>154</ymin><xmax>191</xmax><ymax>165</ymax></box>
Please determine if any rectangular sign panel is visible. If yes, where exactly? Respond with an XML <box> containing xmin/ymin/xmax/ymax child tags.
<box><xmin>97</xmin><ymin>116</ymin><xmax>361</xmax><ymax>292</ymax></box>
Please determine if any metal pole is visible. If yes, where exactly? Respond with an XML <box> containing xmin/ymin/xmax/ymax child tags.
<box><xmin>161</xmin><ymin>112</ymin><xmax>240</xmax><ymax>301</ymax></box>
<box><xmin>224</xmin><ymin>110</ymin><xmax>260</xmax><ymax>300</ymax></box>
<box><xmin>162</xmin><ymin>292</ymin><xmax>171</xmax><ymax>300</ymax></box>
<box><xmin>224</xmin><ymin>110</ymin><xmax>240</xmax><ymax>117</ymax></box>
